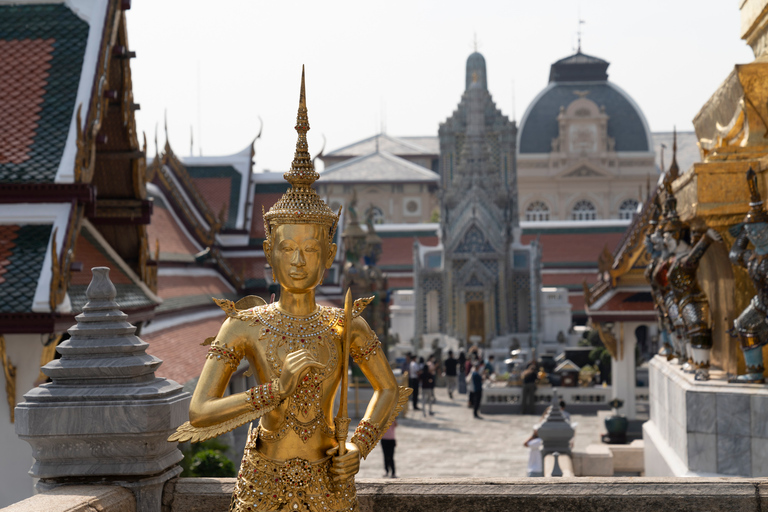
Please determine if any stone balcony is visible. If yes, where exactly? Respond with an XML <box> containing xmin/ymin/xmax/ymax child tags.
<box><xmin>5</xmin><ymin>478</ymin><xmax>768</xmax><ymax>512</ymax></box>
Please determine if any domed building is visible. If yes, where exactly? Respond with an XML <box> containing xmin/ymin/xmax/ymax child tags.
<box><xmin>517</xmin><ymin>51</ymin><xmax>656</xmax><ymax>221</ymax></box>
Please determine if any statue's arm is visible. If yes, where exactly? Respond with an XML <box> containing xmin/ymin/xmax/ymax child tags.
<box><xmin>189</xmin><ymin>318</ymin><xmax>277</xmax><ymax>427</ymax></box>
<box><xmin>730</xmin><ymin>229</ymin><xmax>751</xmax><ymax>268</ymax></box>
<box><xmin>347</xmin><ymin>317</ymin><xmax>400</xmax><ymax>459</ymax></box>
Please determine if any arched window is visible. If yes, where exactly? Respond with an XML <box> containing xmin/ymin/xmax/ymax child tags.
<box><xmin>571</xmin><ymin>200</ymin><xmax>597</xmax><ymax>221</ymax></box>
<box><xmin>365</xmin><ymin>206</ymin><xmax>385</xmax><ymax>224</ymax></box>
<box><xmin>525</xmin><ymin>201</ymin><xmax>550</xmax><ymax>221</ymax></box>
<box><xmin>618</xmin><ymin>199</ymin><xmax>639</xmax><ymax>220</ymax></box>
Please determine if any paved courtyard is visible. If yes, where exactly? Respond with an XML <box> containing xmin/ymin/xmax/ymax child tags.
<box><xmin>356</xmin><ymin>387</ymin><xmax>603</xmax><ymax>479</ymax></box>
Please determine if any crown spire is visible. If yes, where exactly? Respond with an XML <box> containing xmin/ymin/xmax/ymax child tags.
<box><xmin>668</xmin><ymin>127</ymin><xmax>679</xmax><ymax>180</ymax></box>
<box><xmin>263</xmin><ymin>67</ymin><xmax>339</xmax><ymax>242</ymax></box>
<box><xmin>285</xmin><ymin>65</ymin><xmax>319</xmax><ymax>187</ymax></box>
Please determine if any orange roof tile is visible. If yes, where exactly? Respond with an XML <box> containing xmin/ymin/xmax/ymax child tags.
<box><xmin>192</xmin><ymin>177</ymin><xmax>232</xmax><ymax>225</ymax></box>
<box><xmin>70</xmin><ymin>232</ymin><xmax>132</xmax><ymax>286</ymax></box>
<box><xmin>146</xmin><ymin>205</ymin><xmax>199</xmax><ymax>256</ymax></box>
<box><xmin>0</xmin><ymin>39</ymin><xmax>54</xmax><ymax>164</ymax></box>
<box><xmin>157</xmin><ymin>275</ymin><xmax>232</xmax><ymax>300</ymax></box>
<box><xmin>521</xmin><ymin>232</ymin><xmax>625</xmax><ymax>264</ymax></box>
<box><xmin>144</xmin><ymin>315</ymin><xmax>226</xmax><ymax>385</ymax></box>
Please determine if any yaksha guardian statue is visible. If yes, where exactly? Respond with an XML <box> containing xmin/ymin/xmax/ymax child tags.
<box><xmin>729</xmin><ymin>168</ymin><xmax>768</xmax><ymax>383</ymax></box>
<box><xmin>169</xmin><ymin>68</ymin><xmax>410</xmax><ymax>511</ymax></box>
<box><xmin>644</xmin><ymin>200</ymin><xmax>674</xmax><ymax>359</ymax></box>
<box><xmin>662</xmin><ymin>183</ymin><xmax>722</xmax><ymax>380</ymax></box>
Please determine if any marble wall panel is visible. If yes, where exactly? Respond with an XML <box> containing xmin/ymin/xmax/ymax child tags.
<box><xmin>716</xmin><ymin>393</ymin><xmax>751</xmax><ymax>437</ymax></box>
<box><xmin>752</xmin><ymin>437</ymin><xmax>768</xmax><ymax>477</ymax></box>
<box><xmin>717</xmin><ymin>435</ymin><xmax>751</xmax><ymax>476</ymax></box>
<box><xmin>686</xmin><ymin>391</ymin><xmax>716</xmax><ymax>434</ymax></box>
<box><xmin>687</xmin><ymin>432</ymin><xmax>717</xmax><ymax>473</ymax></box>
<box><xmin>751</xmin><ymin>395</ymin><xmax>768</xmax><ymax>438</ymax></box>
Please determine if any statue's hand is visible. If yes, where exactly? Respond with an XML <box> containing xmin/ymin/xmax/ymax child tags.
<box><xmin>326</xmin><ymin>442</ymin><xmax>360</xmax><ymax>482</ymax></box>
<box><xmin>279</xmin><ymin>350</ymin><xmax>324</xmax><ymax>398</ymax></box>
<box><xmin>706</xmin><ymin>228</ymin><xmax>723</xmax><ymax>243</ymax></box>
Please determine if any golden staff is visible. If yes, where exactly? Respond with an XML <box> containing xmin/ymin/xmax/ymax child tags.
<box><xmin>334</xmin><ymin>288</ymin><xmax>353</xmax><ymax>456</ymax></box>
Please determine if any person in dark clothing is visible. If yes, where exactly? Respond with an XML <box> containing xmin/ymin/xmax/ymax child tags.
<box><xmin>408</xmin><ymin>354</ymin><xmax>421</xmax><ymax>410</ymax></box>
<box><xmin>469</xmin><ymin>363</ymin><xmax>484</xmax><ymax>418</ymax></box>
<box><xmin>457</xmin><ymin>351</ymin><xmax>467</xmax><ymax>395</ymax></box>
<box><xmin>444</xmin><ymin>350</ymin><xmax>459</xmax><ymax>399</ymax></box>
<box><xmin>421</xmin><ymin>358</ymin><xmax>436</xmax><ymax>416</ymax></box>
<box><xmin>521</xmin><ymin>361</ymin><xmax>537</xmax><ymax>414</ymax></box>
<box><xmin>381</xmin><ymin>420</ymin><xmax>397</xmax><ymax>478</ymax></box>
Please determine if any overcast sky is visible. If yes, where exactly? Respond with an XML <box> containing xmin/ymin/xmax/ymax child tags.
<box><xmin>127</xmin><ymin>1</ymin><xmax>754</xmax><ymax>173</ymax></box>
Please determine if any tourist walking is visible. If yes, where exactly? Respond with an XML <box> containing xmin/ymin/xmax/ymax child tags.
<box><xmin>468</xmin><ymin>363</ymin><xmax>484</xmax><ymax>419</ymax></box>
<box><xmin>457</xmin><ymin>351</ymin><xmax>467</xmax><ymax>395</ymax></box>
<box><xmin>381</xmin><ymin>419</ymin><xmax>397</xmax><ymax>478</ymax></box>
<box><xmin>444</xmin><ymin>350</ymin><xmax>458</xmax><ymax>399</ymax></box>
<box><xmin>408</xmin><ymin>354</ymin><xmax>421</xmax><ymax>411</ymax></box>
<box><xmin>521</xmin><ymin>362</ymin><xmax>537</xmax><ymax>414</ymax></box>
<box><xmin>421</xmin><ymin>357</ymin><xmax>436</xmax><ymax>416</ymax></box>
<box><xmin>523</xmin><ymin>429</ymin><xmax>543</xmax><ymax>477</ymax></box>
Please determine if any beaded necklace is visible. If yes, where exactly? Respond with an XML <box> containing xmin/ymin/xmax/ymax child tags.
<box><xmin>254</xmin><ymin>304</ymin><xmax>341</xmax><ymax>443</ymax></box>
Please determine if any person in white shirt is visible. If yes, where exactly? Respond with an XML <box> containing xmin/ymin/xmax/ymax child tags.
<box><xmin>523</xmin><ymin>430</ymin><xmax>543</xmax><ymax>477</ymax></box>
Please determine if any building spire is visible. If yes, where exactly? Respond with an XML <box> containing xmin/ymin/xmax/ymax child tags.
<box><xmin>668</xmin><ymin>126</ymin><xmax>679</xmax><ymax>180</ymax></box>
<box><xmin>577</xmin><ymin>16</ymin><xmax>585</xmax><ymax>52</ymax></box>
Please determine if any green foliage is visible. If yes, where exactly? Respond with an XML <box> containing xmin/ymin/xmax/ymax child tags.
<box><xmin>179</xmin><ymin>439</ymin><xmax>236</xmax><ymax>477</ymax></box>
<box><xmin>581</xmin><ymin>329</ymin><xmax>612</xmax><ymax>385</ymax></box>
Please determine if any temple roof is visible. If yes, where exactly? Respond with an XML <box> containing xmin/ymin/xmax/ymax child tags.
<box><xmin>0</xmin><ymin>4</ymin><xmax>89</xmax><ymax>183</ymax></box>
<box><xmin>320</xmin><ymin>151</ymin><xmax>439</xmax><ymax>183</ymax></box>
<box><xmin>0</xmin><ymin>224</ymin><xmax>52</xmax><ymax>313</ymax></box>
<box><xmin>325</xmin><ymin>134</ymin><xmax>438</xmax><ymax>158</ymax></box>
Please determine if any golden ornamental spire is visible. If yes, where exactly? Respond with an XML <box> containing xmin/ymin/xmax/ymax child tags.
<box><xmin>263</xmin><ymin>67</ymin><xmax>339</xmax><ymax>242</ymax></box>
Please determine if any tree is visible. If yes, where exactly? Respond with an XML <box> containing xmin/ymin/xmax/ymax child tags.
<box><xmin>179</xmin><ymin>439</ymin><xmax>236</xmax><ymax>477</ymax></box>
<box><xmin>578</xmin><ymin>330</ymin><xmax>612</xmax><ymax>384</ymax></box>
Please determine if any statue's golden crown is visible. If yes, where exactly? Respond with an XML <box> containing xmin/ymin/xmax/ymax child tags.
<box><xmin>263</xmin><ymin>67</ymin><xmax>340</xmax><ymax>243</ymax></box>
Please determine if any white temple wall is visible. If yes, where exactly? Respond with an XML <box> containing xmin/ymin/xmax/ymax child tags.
<box><xmin>0</xmin><ymin>334</ymin><xmax>44</xmax><ymax>507</ymax></box>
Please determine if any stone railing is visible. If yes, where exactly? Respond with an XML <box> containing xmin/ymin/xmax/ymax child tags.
<box><xmin>481</xmin><ymin>385</ymin><xmax>650</xmax><ymax>414</ymax></box>
<box><xmin>7</xmin><ymin>478</ymin><xmax>768</xmax><ymax>512</ymax></box>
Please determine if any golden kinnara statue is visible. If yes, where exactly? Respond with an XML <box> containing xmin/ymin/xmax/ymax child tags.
<box><xmin>169</xmin><ymin>68</ymin><xmax>410</xmax><ymax>512</ymax></box>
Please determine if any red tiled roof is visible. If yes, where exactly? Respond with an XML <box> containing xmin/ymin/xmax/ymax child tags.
<box><xmin>157</xmin><ymin>275</ymin><xmax>231</xmax><ymax>300</ymax></box>
<box><xmin>192</xmin><ymin>177</ymin><xmax>232</xmax><ymax>225</ymax></box>
<box><xmin>569</xmin><ymin>294</ymin><xmax>586</xmax><ymax>313</ymax></box>
<box><xmin>0</xmin><ymin>225</ymin><xmax>19</xmax><ymax>285</ymax></box>
<box><xmin>593</xmin><ymin>291</ymin><xmax>655</xmax><ymax>312</ymax></box>
<box><xmin>380</xmin><ymin>236</ymin><xmax>437</xmax><ymax>267</ymax></box>
<box><xmin>70</xmin><ymin>232</ymin><xmax>132</xmax><ymax>286</ymax></box>
<box><xmin>144</xmin><ymin>315</ymin><xmax>226</xmax><ymax>385</ymax></box>
<box><xmin>542</xmin><ymin>272</ymin><xmax>597</xmax><ymax>287</ymax></box>
<box><xmin>388</xmin><ymin>276</ymin><xmax>414</xmax><ymax>289</ymax></box>
<box><xmin>0</xmin><ymin>39</ymin><xmax>54</xmax><ymax>164</ymax></box>
<box><xmin>228</xmin><ymin>256</ymin><xmax>267</xmax><ymax>280</ymax></box>
<box><xmin>146</xmin><ymin>205</ymin><xmax>199</xmax><ymax>256</ymax></box>
<box><xmin>521</xmin><ymin>232</ymin><xmax>625</xmax><ymax>264</ymax></box>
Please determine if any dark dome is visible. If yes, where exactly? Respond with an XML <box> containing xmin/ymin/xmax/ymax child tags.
<box><xmin>465</xmin><ymin>52</ymin><xmax>487</xmax><ymax>90</ymax></box>
<box><xmin>549</xmin><ymin>51</ymin><xmax>609</xmax><ymax>83</ymax></box>
<box><xmin>519</xmin><ymin>51</ymin><xmax>651</xmax><ymax>154</ymax></box>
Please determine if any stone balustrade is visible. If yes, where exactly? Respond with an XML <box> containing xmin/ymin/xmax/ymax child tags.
<box><xmin>5</xmin><ymin>478</ymin><xmax>768</xmax><ymax>512</ymax></box>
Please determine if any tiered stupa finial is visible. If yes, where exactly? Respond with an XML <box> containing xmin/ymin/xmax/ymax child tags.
<box><xmin>263</xmin><ymin>67</ymin><xmax>339</xmax><ymax>241</ymax></box>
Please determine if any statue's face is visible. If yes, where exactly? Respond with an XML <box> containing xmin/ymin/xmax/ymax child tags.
<box><xmin>662</xmin><ymin>231</ymin><xmax>678</xmax><ymax>253</ymax></box>
<box><xmin>745</xmin><ymin>222</ymin><xmax>768</xmax><ymax>255</ymax></box>
<box><xmin>650</xmin><ymin>231</ymin><xmax>664</xmax><ymax>253</ymax></box>
<box><xmin>267</xmin><ymin>224</ymin><xmax>337</xmax><ymax>292</ymax></box>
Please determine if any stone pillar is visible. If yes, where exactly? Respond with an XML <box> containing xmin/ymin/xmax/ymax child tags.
<box><xmin>611</xmin><ymin>322</ymin><xmax>637</xmax><ymax>420</ymax></box>
<box><xmin>537</xmin><ymin>390</ymin><xmax>574</xmax><ymax>457</ymax></box>
<box><xmin>15</xmin><ymin>267</ymin><xmax>190</xmax><ymax>512</ymax></box>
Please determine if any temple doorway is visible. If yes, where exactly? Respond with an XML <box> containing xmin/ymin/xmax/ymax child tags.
<box><xmin>467</xmin><ymin>301</ymin><xmax>485</xmax><ymax>346</ymax></box>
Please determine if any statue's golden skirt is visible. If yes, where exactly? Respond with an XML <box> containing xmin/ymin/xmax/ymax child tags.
<box><xmin>230</xmin><ymin>427</ymin><xmax>357</xmax><ymax>512</ymax></box>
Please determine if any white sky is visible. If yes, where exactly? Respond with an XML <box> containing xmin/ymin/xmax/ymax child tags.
<box><xmin>127</xmin><ymin>1</ymin><xmax>754</xmax><ymax>173</ymax></box>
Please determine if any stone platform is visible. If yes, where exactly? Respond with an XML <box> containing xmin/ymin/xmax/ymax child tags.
<box><xmin>7</xmin><ymin>478</ymin><xmax>768</xmax><ymax>512</ymax></box>
<box><xmin>644</xmin><ymin>355</ymin><xmax>768</xmax><ymax>477</ymax></box>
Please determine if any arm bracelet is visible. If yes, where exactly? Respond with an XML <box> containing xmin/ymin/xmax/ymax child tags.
<box><xmin>206</xmin><ymin>344</ymin><xmax>242</xmax><ymax>371</ymax></box>
<box><xmin>246</xmin><ymin>378</ymin><xmax>283</xmax><ymax>413</ymax></box>
<box><xmin>350</xmin><ymin>419</ymin><xmax>381</xmax><ymax>459</ymax></box>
